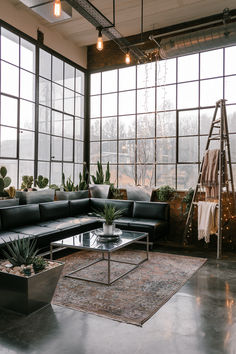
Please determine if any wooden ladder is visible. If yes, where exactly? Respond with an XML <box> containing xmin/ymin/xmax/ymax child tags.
<box><xmin>183</xmin><ymin>99</ymin><xmax>236</xmax><ymax>259</ymax></box>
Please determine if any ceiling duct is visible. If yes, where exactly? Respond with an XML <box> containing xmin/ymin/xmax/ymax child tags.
<box><xmin>19</xmin><ymin>0</ymin><xmax>72</xmax><ymax>23</ymax></box>
<box><xmin>159</xmin><ymin>22</ymin><xmax>236</xmax><ymax>59</ymax></box>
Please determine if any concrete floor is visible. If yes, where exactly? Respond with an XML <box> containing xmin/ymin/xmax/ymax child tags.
<box><xmin>0</xmin><ymin>252</ymin><xmax>236</xmax><ymax>354</ymax></box>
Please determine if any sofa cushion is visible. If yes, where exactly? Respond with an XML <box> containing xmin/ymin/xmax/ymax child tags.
<box><xmin>129</xmin><ymin>218</ymin><xmax>166</xmax><ymax>230</ymax></box>
<box><xmin>39</xmin><ymin>201</ymin><xmax>70</xmax><ymax>221</ymax></box>
<box><xmin>90</xmin><ymin>198</ymin><xmax>133</xmax><ymax>217</ymax></box>
<box><xmin>0</xmin><ymin>204</ymin><xmax>40</xmax><ymax>229</ymax></box>
<box><xmin>69</xmin><ymin>199</ymin><xmax>90</xmax><ymax>216</ymax></box>
<box><xmin>11</xmin><ymin>225</ymin><xmax>58</xmax><ymax>237</ymax></box>
<box><xmin>133</xmin><ymin>201</ymin><xmax>169</xmax><ymax>221</ymax></box>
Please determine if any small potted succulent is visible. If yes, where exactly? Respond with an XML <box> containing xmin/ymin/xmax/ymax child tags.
<box><xmin>97</xmin><ymin>204</ymin><xmax>124</xmax><ymax>235</ymax></box>
<box><xmin>0</xmin><ymin>236</ymin><xmax>64</xmax><ymax>314</ymax></box>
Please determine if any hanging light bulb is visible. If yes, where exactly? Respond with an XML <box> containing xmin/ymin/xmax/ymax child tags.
<box><xmin>125</xmin><ymin>50</ymin><xmax>131</xmax><ymax>65</ymax></box>
<box><xmin>96</xmin><ymin>28</ymin><xmax>103</xmax><ymax>51</ymax></box>
<box><xmin>53</xmin><ymin>0</ymin><xmax>61</xmax><ymax>17</ymax></box>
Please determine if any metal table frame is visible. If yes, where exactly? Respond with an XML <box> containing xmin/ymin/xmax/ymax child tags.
<box><xmin>50</xmin><ymin>232</ymin><xmax>149</xmax><ymax>285</ymax></box>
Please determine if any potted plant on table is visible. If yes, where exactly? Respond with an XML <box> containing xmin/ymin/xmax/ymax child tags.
<box><xmin>97</xmin><ymin>204</ymin><xmax>124</xmax><ymax>235</ymax></box>
<box><xmin>0</xmin><ymin>237</ymin><xmax>64</xmax><ymax>314</ymax></box>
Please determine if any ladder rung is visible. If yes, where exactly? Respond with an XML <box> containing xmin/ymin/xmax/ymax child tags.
<box><xmin>214</xmin><ymin>125</ymin><xmax>220</xmax><ymax>128</ymax></box>
<box><xmin>192</xmin><ymin>202</ymin><xmax>219</xmax><ymax>208</ymax></box>
<box><xmin>209</xmin><ymin>136</ymin><xmax>220</xmax><ymax>140</ymax></box>
<box><xmin>213</xmin><ymin>119</ymin><xmax>221</xmax><ymax>124</ymax></box>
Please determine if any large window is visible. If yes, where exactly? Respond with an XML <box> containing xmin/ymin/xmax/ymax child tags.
<box><xmin>0</xmin><ymin>25</ymin><xmax>85</xmax><ymax>188</ymax></box>
<box><xmin>90</xmin><ymin>48</ymin><xmax>236</xmax><ymax>189</ymax></box>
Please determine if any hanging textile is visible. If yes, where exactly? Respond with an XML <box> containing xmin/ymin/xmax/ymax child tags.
<box><xmin>200</xmin><ymin>149</ymin><xmax>220</xmax><ymax>199</ymax></box>
<box><xmin>198</xmin><ymin>201</ymin><xmax>218</xmax><ymax>243</ymax></box>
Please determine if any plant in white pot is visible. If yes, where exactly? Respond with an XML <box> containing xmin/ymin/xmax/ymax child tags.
<box><xmin>97</xmin><ymin>204</ymin><xmax>124</xmax><ymax>235</ymax></box>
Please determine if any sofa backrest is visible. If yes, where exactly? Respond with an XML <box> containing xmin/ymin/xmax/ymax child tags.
<box><xmin>0</xmin><ymin>204</ymin><xmax>40</xmax><ymax>229</ymax></box>
<box><xmin>90</xmin><ymin>198</ymin><xmax>134</xmax><ymax>217</ymax></box>
<box><xmin>69</xmin><ymin>199</ymin><xmax>90</xmax><ymax>216</ymax></box>
<box><xmin>39</xmin><ymin>201</ymin><xmax>70</xmax><ymax>221</ymax></box>
<box><xmin>133</xmin><ymin>201</ymin><xmax>169</xmax><ymax>221</ymax></box>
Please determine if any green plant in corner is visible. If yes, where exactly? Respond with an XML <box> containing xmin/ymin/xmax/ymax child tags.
<box><xmin>2</xmin><ymin>237</ymin><xmax>38</xmax><ymax>267</ymax></box>
<box><xmin>156</xmin><ymin>185</ymin><xmax>176</xmax><ymax>202</ymax></box>
<box><xmin>62</xmin><ymin>173</ymin><xmax>78</xmax><ymax>192</ymax></box>
<box><xmin>91</xmin><ymin>161</ymin><xmax>111</xmax><ymax>185</ymax></box>
<box><xmin>181</xmin><ymin>188</ymin><xmax>194</xmax><ymax>216</ymax></box>
<box><xmin>96</xmin><ymin>204</ymin><xmax>124</xmax><ymax>225</ymax></box>
<box><xmin>35</xmin><ymin>175</ymin><xmax>49</xmax><ymax>189</ymax></box>
<box><xmin>21</xmin><ymin>175</ymin><xmax>34</xmax><ymax>190</ymax></box>
<box><xmin>78</xmin><ymin>164</ymin><xmax>90</xmax><ymax>190</ymax></box>
<box><xmin>0</xmin><ymin>166</ymin><xmax>11</xmax><ymax>197</ymax></box>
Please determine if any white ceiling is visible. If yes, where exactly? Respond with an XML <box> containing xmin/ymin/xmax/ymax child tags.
<box><xmin>10</xmin><ymin>0</ymin><xmax>236</xmax><ymax>47</ymax></box>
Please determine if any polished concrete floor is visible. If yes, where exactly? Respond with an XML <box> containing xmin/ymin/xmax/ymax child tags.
<box><xmin>0</xmin><ymin>252</ymin><xmax>236</xmax><ymax>354</ymax></box>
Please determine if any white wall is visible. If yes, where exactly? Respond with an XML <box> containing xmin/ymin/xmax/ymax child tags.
<box><xmin>0</xmin><ymin>0</ymin><xmax>87</xmax><ymax>68</ymax></box>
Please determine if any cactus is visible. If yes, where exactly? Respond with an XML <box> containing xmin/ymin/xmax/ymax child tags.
<box><xmin>91</xmin><ymin>161</ymin><xmax>111</xmax><ymax>185</ymax></box>
<box><xmin>105</xmin><ymin>162</ymin><xmax>111</xmax><ymax>184</ymax></box>
<box><xmin>78</xmin><ymin>164</ymin><xmax>90</xmax><ymax>190</ymax></box>
<box><xmin>49</xmin><ymin>184</ymin><xmax>60</xmax><ymax>191</ymax></box>
<box><xmin>0</xmin><ymin>166</ymin><xmax>11</xmax><ymax>197</ymax></box>
<box><xmin>36</xmin><ymin>175</ymin><xmax>49</xmax><ymax>189</ymax></box>
<box><xmin>21</xmin><ymin>175</ymin><xmax>34</xmax><ymax>190</ymax></box>
<box><xmin>33</xmin><ymin>256</ymin><xmax>47</xmax><ymax>273</ymax></box>
<box><xmin>62</xmin><ymin>173</ymin><xmax>78</xmax><ymax>192</ymax></box>
<box><xmin>6</xmin><ymin>186</ymin><xmax>16</xmax><ymax>199</ymax></box>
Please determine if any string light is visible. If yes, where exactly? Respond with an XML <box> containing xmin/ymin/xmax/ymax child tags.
<box><xmin>53</xmin><ymin>0</ymin><xmax>61</xmax><ymax>17</ymax></box>
<box><xmin>125</xmin><ymin>49</ymin><xmax>131</xmax><ymax>64</ymax></box>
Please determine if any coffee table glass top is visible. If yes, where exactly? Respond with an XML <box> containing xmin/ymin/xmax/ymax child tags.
<box><xmin>51</xmin><ymin>229</ymin><xmax>147</xmax><ymax>252</ymax></box>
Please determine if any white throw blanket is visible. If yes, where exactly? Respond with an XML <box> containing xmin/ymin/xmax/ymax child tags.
<box><xmin>198</xmin><ymin>201</ymin><xmax>218</xmax><ymax>243</ymax></box>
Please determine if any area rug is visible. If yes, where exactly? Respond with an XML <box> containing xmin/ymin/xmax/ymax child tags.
<box><xmin>53</xmin><ymin>250</ymin><xmax>206</xmax><ymax>326</ymax></box>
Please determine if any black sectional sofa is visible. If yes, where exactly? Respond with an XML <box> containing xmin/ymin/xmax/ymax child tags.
<box><xmin>0</xmin><ymin>198</ymin><xmax>169</xmax><ymax>252</ymax></box>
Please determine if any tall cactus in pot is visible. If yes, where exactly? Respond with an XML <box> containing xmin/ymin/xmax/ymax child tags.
<box><xmin>0</xmin><ymin>166</ymin><xmax>11</xmax><ymax>197</ymax></box>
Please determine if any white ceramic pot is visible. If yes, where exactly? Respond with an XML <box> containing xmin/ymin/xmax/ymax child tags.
<box><xmin>103</xmin><ymin>223</ymin><xmax>114</xmax><ymax>235</ymax></box>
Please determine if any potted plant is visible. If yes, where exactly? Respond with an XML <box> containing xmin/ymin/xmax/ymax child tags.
<box><xmin>16</xmin><ymin>175</ymin><xmax>55</xmax><ymax>204</ymax></box>
<box><xmin>96</xmin><ymin>204</ymin><xmax>124</xmax><ymax>235</ymax></box>
<box><xmin>89</xmin><ymin>161</ymin><xmax>111</xmax><ymax>198</ymax></box>
<box><xmin>156</xmin><ymin>185</ymin><xmax>177</xmax><ymax>202</ymax></box>
<box><xmin>0</xmin><ymin>236</ymin><xmax>64</xmax><ymax>315</ymax></box>
<box><xmin>56</xmin><ymin>166</ymin><xmax>89</xmax><ymax>200</ymax></box>
<box><xmin>0</xmin><ymin>166</ymin><xmax>19</xmax><ymax>207</ymax></box>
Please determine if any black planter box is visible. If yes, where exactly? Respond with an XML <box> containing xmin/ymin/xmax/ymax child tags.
<box><xmin>0</xmin><ymin>261</ymin><xmax>64</xmax><ymax>315</ymax></box>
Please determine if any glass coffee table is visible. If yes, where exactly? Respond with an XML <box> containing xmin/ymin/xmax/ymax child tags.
<box><xmin>50</xmin><ymin>229</ymin><xmax>149</xmax><ymax>285</ymax></box>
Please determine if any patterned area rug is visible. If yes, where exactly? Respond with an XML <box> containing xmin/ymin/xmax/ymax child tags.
<box><xmin>53</xmin><ymin>250</ymin><xmax>206</xmax><ymax>326</ymax></box>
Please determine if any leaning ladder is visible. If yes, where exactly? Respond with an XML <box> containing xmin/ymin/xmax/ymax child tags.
<box><xmin>183</xmin><ymin>99</ymin><xmax>236</xmax><ymax>259</ymax></box>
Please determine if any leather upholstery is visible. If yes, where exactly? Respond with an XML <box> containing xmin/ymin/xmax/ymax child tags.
<box><xmin>133</xmin><ymin>201</ymin><xmax>169</xmax><ymax>221</ymax></box>
<box><xmin>90</xmin><ymin>198</ymin><xmax>133</xmax><ymax>217</ymax></box>
<box><xmin>69</xmin><ymin>199</ymin><xmax>90</xmax><ymax>216</ymax></box>
<box><xmin>0</xmin><ymin>231</ymin><xmax>27</xmax><ymax>245</ymax></box>
<box><xmin>11</xmin><ymin>225</ymin><xmax>58</xmax><ymax>237</ymax></box>
<box><xmin>0</xmin><ymin>204</ymin><xmax>41</xmax><ymax>229</ymax></box>
<box><xmin>39</xmin><ymin>201</ymin><xmax>70</xmax><ymax>221</ymax></box>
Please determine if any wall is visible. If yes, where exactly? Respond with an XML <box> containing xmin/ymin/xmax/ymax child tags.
<box><xmin>0</xmin><ymin>0</ymin><xmax>87</xmax><ymax>68</ymax></box>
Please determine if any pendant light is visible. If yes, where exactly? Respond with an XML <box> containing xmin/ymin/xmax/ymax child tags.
<box><xmin>96</xmin><ymin>28</ymin><xmax>104</xmax><ymax>51</ymax></box>
<box><xmin>53</xmin><ymin>0</ymin><xmax>61</xmax><ymax>17</ymax></box>
<box><xmin>125</xmin><ymin>50</ymin><xmax>131</xmax><ymax>64</ymax></box>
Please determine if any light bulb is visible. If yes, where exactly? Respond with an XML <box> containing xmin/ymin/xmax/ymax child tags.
<box><xmin>54</xmin><ymin>0</ymin><xmax>61</xmax><ymax>17</ymax></box>
<box><xmin>96</xmin><ymin>29</ymin><xmax>103</xmax><ymax>51</ymax></box>
<box><xmin>125</xmin><ymin>52</ymin><xmax>131</xmax><ymax>64</ymax></box>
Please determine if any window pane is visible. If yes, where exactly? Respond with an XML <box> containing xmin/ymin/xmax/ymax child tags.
<box><xmin>102</xmin><ymin>69</ymin><xmax>117</xmax><ymax>93</ymax></box>
<box><xmin>103</xmin><ymin>164</ymin><xmax>117</xmax><ymax>184</ymax></box>
<box><xmin>157</xmin><ymin>85</ymin><xmax>176</xmax><ymax>111</ymax></box>
<box><xmin>90</xmin><ymin>96</ymin><xmax>100</xmax><ymax>118</ymax></box>
<box><xmin>102</xmin><ymin>141</ymin><xmax>117</xmax><ymax>163</ymax></box>
<box><xmin>178</xmin><ymin>82</ymin><xmax>198</xmax><ymax>109</ymax></box>
<box><xmin>118</xmin><ymin>165</ymin><xmax>135</xmax><ymax>186</ymax></box>
<box><xmin>51</xmin><ymin>162</ymin><xmax>62</xmax><ymax>185</ymax></box>
<box><xmin>229</xmin><ymin>134</ymin><xmax>236</xmax><ymax>162</ymax></box>
<box><xmin>0</xmin><ymin>127</ymin><xmax>17</xmax><ymax>158</ymax></box>
<box><xmin>225</xmin><ymin>46</ymin><xmax>236</xmax><ymax>75</ymax></box>
<box><xmin>64</xmin><ymin>114</ymin><xmax>74</xmax><ymax>138</ymax></box>
<box><xmin>39</xmin><ymin>105</ymin><xmax>50</xmax><ymax>133</ymax></box>
<box><xmin>21</xmin><ymin>39</ymin><xmax>35</xmax><ymax>73</ymax></box>
<box><xmin>1</xmin><ymin>28</ymin><xmax>19</xmax><ymax>66</ymax></box>
<box><xmin>52</xmin><ymin>136</ymin><xmax>62</xmax><ymax>160</ymax></box>
<box><xmin>177</xmin><ymin>164</ymin><xmax>198</xmax><ymax>190</ymax></box>
<box><xmin>225</xmin><ymin>76</ymin><xmax>236</xmax><ymax>104</ymax></box>
<box><xmin>64</xmin><ymin>88</ymin><xmax>75</xmax><ymax>115</ymax></box>
<box><xmin>74</xmin><ymin>140</ymin><xmax>83</xmax><ymax>163</ymax></box>
<box><xmin>157</xmin><ymin>111</ymin><xmax>176</xmax><ymax>137</ymax></box>
<box><xmin>63</xmin><ymin>138</ymin><xmax>73</xmax><ymax>161</ymax></box>
<box><xmin>119</xmin><ymin>140</ymin><xmax>135</xmax><ymax>163</ymax></box>
<box><xmin>137</xmin><ymin>114</ymin><xmax>155</xmax><ymax>138</ymax></box>
<box><xmin>75</xmin><ymin>94</ymin><xmax>84</xmax><ymax>117</ymax></box>
<box><xmin>179</xmin><ymin>137</ymin><xmax>198</xmax><ymax>162</ymax></box>
<box><xmin>19</xmin><ymin>130</ymin><xmax>34</xmax><ymax>159</ymax></box>
<box><xmin>74</xmin><ymin>164</ymin><xmax>83</xmax><ymax>183</ymax></box>
<box><xmin>156</xmin><ymin>165</ymin><xmax>175</xmax><ymax>188</ymax></box>
<box><xmin>19</xmin><ymin>161</ymin><xmax>34</xmax><ymax>187</ymax></box>
<box><xmin>200</xmin><ymin>49</ymin><xmax>223</xmax><ymax>79</ymax></box>
<box><xmin>137</xmin><ymin>62</ymin><xmax>155</xmax><ymax>88</ymax></box>
<box><xmin>200</xmin><ymin>136</ymin><xmax>218</xmax><ymax>161</ymax></box>
<box><xmin>90</xmin><ymin>142</ymin><xmax>100</xmax><ymax>163</ymax></box>
<box><xmin>0</xmin><ymin>159</ymin><xmax>17</xmax><ymax>187</ymax></box>
<box><xmin>52</xmin><ymin>56</ymin><xmax>63</xmax><ymax>85</ymax></box>
<box><xmin>63</xmin><ymin>163</ymin><xmax>73</xmax><ymax>180</ymax></box>
<box><xmin>178</xmin><ymin>54</ymin><xmax>199</xmax><ymax>82</ymax></box>
<box><xmin>39</xmin><ymin>78</ymin><xmax>51</xmax><ymax>107</ymax></box>
<box><xmin>137</xmin><ymin>139</ymin><xmax>155</xmax><ymax>163</ymax></box>
<box><xmin>90</xmin><ymin>73</ymin><xmax>101</xmax><ymax>95</ymax></box>
<box><xmin>38</xmin><ymin>133</ymin><xmax>50</xmax><ymax>161</ymax></box>
<box><xmin>90</xmin><ymin>119</ymin><xmax>100</xmax><ymax>141</ymax></box>
<box><xmin>102</xmin><ymin>93</ymin><xmax>117</xmax><ymax>116</ymax></box>
<box><xmin>102</xmin><ymin>117</ymin><xmax>117</xmax><ymax>140</ymax></box>
<box><xmin>52</xmin><ymin>111</ymin><xmax>63</xmax><ymax>136</ymax></box>
<box><xmin>200</xmin><ymin>108</ymin><xmax>215</xmax><ymax>135</ymax></box>
<box><xmin>156</xmin><ymin>138</ymin><xmax>176</xmax><ymax>163</ymax></box>
<box><xmin>64</xmin><ymin>63</ymin><xmax>75</xmax><ymax>90</ymax></box>
<box><xmin>119</xmin><ymin>91</ymin><xmax>135</xmax><ymax>115</ymax></box>
<box><xmin>119</xmin><ymin>67</ymin><xmax>136</xmax><ymax>91</ymax></box>
<box><xmin>226</xmin><ymin>105</ymin><xmax>236</xmax><ymax>133</ymax></box>
<box><xmin>20</xmin><ymin>70</ymin><xmax>35</xmax><ymax>101</ymax></box>
<box><xmin>179</xmin><ymin>110</ymin><xmax>198</xmax><ymax>136</ymax></box>
<box><xmin>119</xmin><ymin>115</ymin><xmax>135</xmax><ymax>139</ymax></box>
<box><xmin>76</xmin><ymin>70</ymin><xmax>85</xmax><ymax>94</ymax></box>
<box><xmin>39</xmin><ymin>49</ymin><xmax>51</xmax><ymax>80</ymax></box>
<box><xmin>157</xmin><ymin>58</ymin><xmax>176</xmax><ymax>85</ymax></box>
<box><xmin>1</xmin><ymin>95</ymin><xmax>18</xmax><ymax>127</ymax></box>
<box><xmin>137</xmin><ymin>88</ymin><xmax>155</xmax><ymax>113</ymax></box>
<box><xmin>137</xmin><ymin>165</ymin><xmax>155</xmax><ymax>186</ymax></box>
<box><xmin>1</xmin><ymin>62</ymin><xmax>19</xmax><ymax>96</ymax></box>
<box><xmin>20</xmin><ymin>100</ymin><xmax>35</xmax><ymax>131</ymax></box>
<box><xmin>52</xmin><ymin>83</ymin><xmax>63</xmax><ymax>111</ymax></box>
<box><xmin>75</xmin><ymin>118</ymin><xmax>84</xmax><ymax>140</ymax></box>
<box><xmin>38</xmin><ymin>161</ymin><xmax>50</xmax><ymax>179</ymax></box>
<box><xmin>200</xmin><ymin>78</ymin><xmax>223</xmax><ymax>107</ymax></box>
